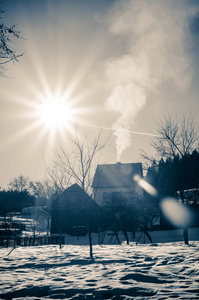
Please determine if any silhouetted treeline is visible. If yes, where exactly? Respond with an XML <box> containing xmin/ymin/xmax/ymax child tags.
<box><xmin>0</xmin><ymin>190</ymin><xmax>35</xmax><ymax>216</ymax></box>
<box><xmin>146</xmin><ymin>150</ymin><xmax>199</xmax><ymax>201</ymax></box>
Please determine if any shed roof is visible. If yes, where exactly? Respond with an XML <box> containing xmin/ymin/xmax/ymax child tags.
<box><xmin>59</xmin><ymin>183</ymin><xmax>98</xmax><ymax>209</ymax></box>
<box><xmin>92</xmin><ymin>163</ymin><xmax>143</xmax><ymax>188</ymax></box>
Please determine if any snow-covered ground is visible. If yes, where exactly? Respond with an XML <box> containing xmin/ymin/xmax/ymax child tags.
<box><xmin>1</xmin><ymin>240</ymin><xmax>199</xmax><ymax>299</ymax></box>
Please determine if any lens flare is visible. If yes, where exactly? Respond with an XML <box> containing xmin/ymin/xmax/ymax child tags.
<box><xmin>161</xmin><ymin>198</ymin><xmax>192</xmax><ymax>228</ymax></box>
<box><xmin>133</xmin><ymin>174</ymin><xmax>158</xmax><ymax>197</ymax></box>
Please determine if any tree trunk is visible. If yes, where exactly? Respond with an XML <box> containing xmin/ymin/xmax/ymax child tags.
<box><xmin>59</xmin><ymin>219</ymin><xmax>62</xmax><ymax>249</ymax></box>
<box><xmin>98</xmin><ymin>229</ymin><xmax>101</xmax><ymax>246</ymax></box>
<box><xmin>183</xmin><ymin>228</ymin><xmax>189</xmax><ymax>245</ymax></box>
<box><xmin>88</xmin><ymin>229</ymin><xmax>93</xmax><ymax>258</ymax></box>
<box><xmin>114</xmin><ymin>230</ymin><xmax>120</xmax><ymax>244</ymax></box>
<box><xmin>87</xmin><ymin>222</ymin><xmax>93</xmax><ymax>258</ymax></box>
<box><xmin>181</xmin><ymin>192</ymin><xmax>189</xmax><ymax>245</ymax></box>
<box><xmin>13</xmin><ymin>231</ymin><xmax>16</xmax><ymax>249</ymax></box>
<box><xmin>144</xmin><ymin>230</ymin><xmax>153</xmax><ymax>243</ymax></box>
<box><xmin>123</xmin><ymin>230</ymin><xmax>129</xmax><ymax>244</ymax></box>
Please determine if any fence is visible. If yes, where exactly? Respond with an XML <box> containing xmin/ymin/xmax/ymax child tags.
<box><xmin>0</xmin><ymin>235</ymin><xmax>64</xmax><ymax>248</ymax></box>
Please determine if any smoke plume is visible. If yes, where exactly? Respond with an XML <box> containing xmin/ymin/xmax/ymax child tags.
<box><xmin>105</xmin><ymin>0</ymin><xmax>197</xmax><ymax>161</ymax></box>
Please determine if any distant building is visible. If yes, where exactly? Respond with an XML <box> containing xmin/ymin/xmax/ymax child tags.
<box><xmin>22</xmin><ymin>206</ymin><xmax>50</xmax><ymax>234</ymax></box>
<box><xmin>92</xmin><ymin>162</ymin><xmax>143</xmax><ymax>206</ymax></box>
<box><xmin>51</xmin><ymin>183</ymin><xmax>99</xmax><ymax>235</ymax></box>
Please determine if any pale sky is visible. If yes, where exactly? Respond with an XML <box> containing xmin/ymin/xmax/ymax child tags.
<box><xmin>1</xmin><ymin>0</ymin><xmax>199</xmax><ymax>189</ymax></box>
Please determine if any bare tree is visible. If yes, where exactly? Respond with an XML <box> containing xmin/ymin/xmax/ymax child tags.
<box><xmin>149</xmin><ymin>113</ymin><xmax>199</xmax><ymax>245</ymax></box>
<box><xmin>0</xmin><ymin>6</ymin><xmax>23</xmax><ymax>76</ymax></box>
<box><xmin>152</xmin><ymin>114</ymin><xmax>198</xmax><ymax>159</ymax></box>
<box><xmin>51</xmin><ymin>128</ymin><xmax>110</xmax><ymax>195</ymax></box>
<box><xmin>8</xmin><ymin>175</ymin><xmax>30</xmax><ymax>193</ymax></box>
<box><xmin>48</xmin><ymin>128</ymin><xmax>110</xmax><ymax>254</ymax></box>
<box><xmin>45</xmin><ymin>164</ymin><xmax>71</xmax><ymax>195</ymax></box>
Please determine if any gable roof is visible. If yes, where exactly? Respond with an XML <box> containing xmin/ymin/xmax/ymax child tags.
<box><xmin>92</xmin><ymin>163</ymin><xmax>143</xmax><ymax>188</ymax></box>
<box><xmin>59</xmin><ymin>183</ymin><xmax>98</xmax><ymax>209</ymax></box>
<box><xmin>64</xmin><ymin>183</ymin><xmax>84</xmax><ymax>193</ymax></box>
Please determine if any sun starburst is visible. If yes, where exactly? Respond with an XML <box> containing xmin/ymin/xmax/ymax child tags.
<box><xmin>37</xmin><ymin>95</ymin><xmax>74</xmax><ymax>132</ymax></box>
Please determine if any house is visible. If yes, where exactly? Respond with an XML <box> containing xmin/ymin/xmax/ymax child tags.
<box><xmin>51</xmin><ymin>183</ymin><xmax>99</xmax><ymax>236</ymax></box>
<box><xmin>92</xmin><ymin>162</ymin><xmax>143</xmax><ymax>206</ymax></box>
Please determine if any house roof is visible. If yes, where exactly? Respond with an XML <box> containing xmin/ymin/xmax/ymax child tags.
<box><xmin>92</xmin><ymin>163</ymin><xmax>143</xmax><ymax>188</ymax></box>
<box><xmin>59</xmin><ymin>183</ymin><xmax>98</xmax><ymax>209</ymax></box>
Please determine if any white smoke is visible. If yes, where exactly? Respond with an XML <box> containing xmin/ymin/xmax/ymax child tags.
<box><xmin>105</xmin><ymin>0</ymin><xmax>197</xmax><ymax>161</ymax></box>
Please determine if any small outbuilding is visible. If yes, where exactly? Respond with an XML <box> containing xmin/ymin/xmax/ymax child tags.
<box><xmin>51</xmin><ymin>183</ymin><xmax>99</xmax><ymax>235</ymax></box>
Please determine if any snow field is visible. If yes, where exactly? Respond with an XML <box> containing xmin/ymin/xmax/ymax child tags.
<box><xmin>0</xmin><ymin>242</ymin><xmax>199</xmax><ymax>299</ymax></box>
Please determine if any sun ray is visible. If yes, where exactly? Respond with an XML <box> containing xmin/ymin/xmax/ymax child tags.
<box><xmin>0</xmin><ymin>118</ymin><xmax>44</xmax><ymax>152</ymax></box>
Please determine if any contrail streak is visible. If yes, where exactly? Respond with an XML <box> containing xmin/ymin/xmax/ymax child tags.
<box><xmin>78</xmin><ymin>123</ymin><xmax>159</xmax><ymax>137</ymax></box>
<box><xmin>0</xmin><ymin>112</ymin><xmax>159</xmax><ymax>137</ymax></box>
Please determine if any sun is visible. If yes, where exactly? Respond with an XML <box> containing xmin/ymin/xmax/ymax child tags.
<box><xmin>37</xmin><ymin>93</ymin><xmax>77</xmax><ymax>133</ymax></box>
<box><xmin>39</xmin><ymin>97</ymin><xmax>71</xmax><ymax>131</ymax></box>
<box><xmin>32</xmin><ymin>92</ymin><xmax>79</xmax><ymax>145</ymax></box>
